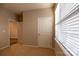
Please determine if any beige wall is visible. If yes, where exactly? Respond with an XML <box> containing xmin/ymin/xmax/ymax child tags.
<box><xmin>0</xmin><ymin>8</ymin><xmax>16</xmax><ymax>49</ymax></box>
<box><xmin>22</xmin><ymin>8</ymin><xmax>54</xmax><ymax>46</ymax></box>
<box><xmin>17</xmin><ymin>22</ymin><xmax>23</xmax><ymax>43</ymax></box>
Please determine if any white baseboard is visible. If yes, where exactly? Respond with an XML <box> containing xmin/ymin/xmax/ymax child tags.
<box><xmin>23</xmin><ymin>44</ymin><xmax>39</xmax><ymax>48</ymax></box>
<box><xmin>22</xmin><ymin>44</ymin><xmax>55</xmax><ymax>50</ymax></box>
<box><xmin>0</xmin><ymin>45</ymin><xmax>10</xmax><ymax>50</ymax></box>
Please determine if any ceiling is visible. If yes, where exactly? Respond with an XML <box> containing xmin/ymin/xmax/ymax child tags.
<box><xmin>0</xmin><ymin>3</ymin><xmax>54</xmax><ymax>14</ymax></box>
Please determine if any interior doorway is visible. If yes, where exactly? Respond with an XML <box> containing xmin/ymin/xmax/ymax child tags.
<box><xmin>9</xmin><ymin>20</ymin><xmax>18</xmax><ymax>45</ymax></box>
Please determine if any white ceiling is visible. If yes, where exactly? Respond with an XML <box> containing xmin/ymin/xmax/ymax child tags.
<box><xmin>0</xmin><ymin>3</ymin><xmax>53</xmax><ymax>14</ymax></box>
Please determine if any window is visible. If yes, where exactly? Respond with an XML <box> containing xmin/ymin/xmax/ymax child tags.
<box><xmin>55</xmin><ymin>3</ymin><xmax>79</xmax><ymax>56</ymax></box>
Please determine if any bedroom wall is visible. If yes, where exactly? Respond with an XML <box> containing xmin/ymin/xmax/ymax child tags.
<box><xmin>22</xmin><ymin>8</ymin><xmax>54</xmax><ymax>46</ymax></box>
<box><xmin>0</xmin><ymin>8</ymin><xmax>16</xmax><ymax>49</ymax></box>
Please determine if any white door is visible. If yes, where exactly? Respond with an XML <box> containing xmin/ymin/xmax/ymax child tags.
<box><xmin>38</xmin><ymin>17</ymin><xmax>53</xmax><ymax>48</ymax></box>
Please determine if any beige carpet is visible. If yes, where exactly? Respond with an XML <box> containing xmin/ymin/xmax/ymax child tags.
<box><xmin>0</xmin><ymin>44</ymin><xmax>55</xmax><ymax>56</ymax></box>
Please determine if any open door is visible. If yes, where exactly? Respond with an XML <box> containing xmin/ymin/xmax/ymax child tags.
<box><xmin>38</xmin><ymin>17</ymin><xmax>53</xmax><ymax>48</ymax></box>
<box><xmin>9</xmin><ymin>20</ymin><xmax>18</xmax><ymax>45</ymax></box>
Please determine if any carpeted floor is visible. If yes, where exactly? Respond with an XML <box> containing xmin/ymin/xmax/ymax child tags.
<box><xmin>0</xmin><ymin>44</ymin><xmax>55</xmax><ymax>56</ymax></box>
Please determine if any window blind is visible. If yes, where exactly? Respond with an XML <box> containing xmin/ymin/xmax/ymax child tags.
<box><xmin>56</xmin><ymin>3</ymin><xmax>79</xmax><ymax>56</ymax></box>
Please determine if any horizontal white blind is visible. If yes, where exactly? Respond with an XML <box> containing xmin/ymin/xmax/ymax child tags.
<box><xmin>56</xmin><ymin>3</ymin><xmax>79</xmax><ymax>56</ymax></box>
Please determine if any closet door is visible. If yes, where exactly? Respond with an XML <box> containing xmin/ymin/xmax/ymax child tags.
<box><xmin>38</xmin><ymin>17</ymin><xmax>53</xmax><ymax>48</ymax></box>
